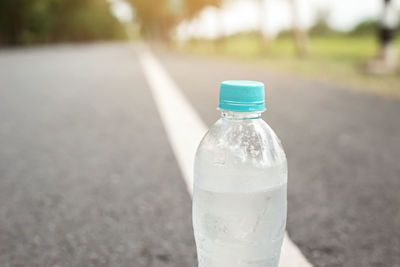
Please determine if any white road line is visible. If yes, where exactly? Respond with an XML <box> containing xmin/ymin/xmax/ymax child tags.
<box><xmin>137</xmin><ymin>43</ymin><xmax>313</xmax><ymax>267</ymax></box>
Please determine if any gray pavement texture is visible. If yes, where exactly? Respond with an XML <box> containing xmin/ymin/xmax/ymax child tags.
<box><xmin>0</xmin><ymin>42</ymin><xmax>399</xmax><ymax>267</ymax></box>
<box><xmin>0</xmin><ymin>43</ymin><xmax>196</xmax><ymax>267</ymax></box>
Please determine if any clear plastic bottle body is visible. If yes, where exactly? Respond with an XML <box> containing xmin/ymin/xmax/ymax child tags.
<box><xmin>193</xmin><ymin>111</ymin><xmax>287</xmax><ymax>267</ymax></box>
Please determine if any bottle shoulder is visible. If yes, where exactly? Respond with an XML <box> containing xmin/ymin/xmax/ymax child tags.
<box><xmin>196</xmin><ymin>117</ymin><xmax>286</xmax><ymax>169</ymax></box>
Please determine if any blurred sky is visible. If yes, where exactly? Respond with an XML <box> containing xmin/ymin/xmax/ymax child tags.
<box><xmin>108</xmin><ymin>0</ymin><xmax>134</xmax><ymax>23</ymax></box>
<box><xmin>108</xmin><ymin>0</ymin><xmax>400</xmax><ymax>39</ymax></box>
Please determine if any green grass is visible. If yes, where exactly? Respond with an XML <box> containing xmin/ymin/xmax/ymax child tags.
<box><xmin>176</xmin><ymin>35</ymin><xmax>400</xmax><ymax>97</ymax></box>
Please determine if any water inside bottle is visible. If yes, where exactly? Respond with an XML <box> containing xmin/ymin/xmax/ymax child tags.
<box><xmin>193</xmin><ymin>167</ymin><xmax>287</xmax><ymax>267</ymax></box>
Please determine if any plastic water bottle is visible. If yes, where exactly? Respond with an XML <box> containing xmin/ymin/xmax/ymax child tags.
<box><xmin>193</xmin><ymin>81</ymin><xmax>287</xmax><ymax>267</ymax></box>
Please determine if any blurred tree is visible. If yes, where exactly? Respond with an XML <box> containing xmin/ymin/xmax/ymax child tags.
<box><xmin>257</xmin><ymin>0</ymin><xmax>269</xmax><ymax>53</ymax></box>
<box><xmin>128</xmin><ymin>0</ymin><xmax>221</xmax><ymax>40</ymax></box>
<box><xmin>184</xmin><ymin>0</ymin><xmax>221</xmax><ymax>18</ymax></box>
<box><xmin>287</xmin><ymin>0</ymin><xmax>309</xmax><ymax>57</ymax></box>
<box><xmin>127</xmin><ymin>0</ymin><xmax>171</xmax><ymax>40</ymax></box>
<box><xmin>0</xmin><ymin>0</ymin><xmax>53</xmax><ymax>45</ymax></box>
<box><xmin>0</xmin><ymin>0</ymin><xmax>126</xmax><ymax>46</ymax></box>
<box><xmin>214</xmin><ymin>0</ymin><xmax>226</xmax><ymax>50</ymax></box>
<box><xmin>309</xmin><ymin>9</ymin><xmax>338</xmax><ymax>37</ymax></box>
<box><xmin>350</xmin><ymin>20</ymin><xmax>379</xmax><ymax>36</ymax></box>
<box><xmin>51</xmin><ymin>0</ymin><xmax>126</xmax><ymax>42</ymax></box>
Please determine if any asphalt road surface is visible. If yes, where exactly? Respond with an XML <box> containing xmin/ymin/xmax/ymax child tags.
<box><xmin>0</xmin><ymin>42</ymin><xmax>399</xmax><ymax>267</ymax></box>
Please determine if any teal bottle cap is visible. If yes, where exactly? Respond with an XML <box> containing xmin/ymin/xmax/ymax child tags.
<box><xmin>218</xmin><ymin>80</ymin><xmax>265</xmax><ymax>112</ymax></box>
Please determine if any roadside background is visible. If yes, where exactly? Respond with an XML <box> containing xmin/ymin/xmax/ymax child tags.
<box><xmin>1</xmin><ymin>0</ymin><xmax>400</xmax><ymax>94</ymax></box>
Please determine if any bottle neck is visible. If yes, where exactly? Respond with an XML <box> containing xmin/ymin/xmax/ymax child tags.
<box><xmin>221</xmin><ymin>110</ymin><xmax>262</xmax><ymax>120</ymax></box>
